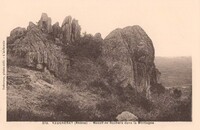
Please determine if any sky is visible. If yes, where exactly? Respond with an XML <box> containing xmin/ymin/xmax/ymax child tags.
<box><xmin>0</xmin><ymin>0</ymin><xmax>200</xmax><ymax>57</ymax></box>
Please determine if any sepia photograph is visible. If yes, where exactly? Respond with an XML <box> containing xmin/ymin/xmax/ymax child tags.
<box><xmin>1</xmin><ymin>0</ymin><xmax>200</xmax><ymax>128</ymax></box>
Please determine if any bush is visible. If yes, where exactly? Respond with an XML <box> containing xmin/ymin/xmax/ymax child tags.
<box><xmin>7</xmin><ymin>54</ymin><xmax>27</xmax><ymax>67</ymax></box>
<box><xmin>173</xmin><ymin>88</ymin><xmax>182</xmax><ymax>98</ymax></box>
<box><xmin>120</xmin><ymin>85</ymin><xmax>153</xmax><ymax>112</ymax></box>
<box><xmin>64</xmin><ymin>34</ymin><xmax>103</xmax><ymax>61</ymax></box>
<box><xmin>150</xmin><ymin>83</ymin><xmax>165</xmax><ymax>95</ymax></box>
<box><xmin>95</xmin><ymin>98</ymin><xmax>121</xmax><ymax>121</ymax></box>
<box><xmin>7</xmin><ymin>109</ymin><xmax>50</xmax><ymax>121</ymax></box>
<box><xmin>89</xmin><ymin>80</ymin><xmax>111</xmax><ymax>97</ymax></box>
<box><xmin>150</xmin><ymin>90</ymin><xmax>192</xmax><ymax>121</ymax></box>
<box><xmin>39</xmin><ymin>90</ymin><xmax>99</xmax><ymax>121</ymax></box>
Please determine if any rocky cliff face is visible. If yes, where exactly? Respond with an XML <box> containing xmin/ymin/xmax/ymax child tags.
<box><xmin>7</xmin><ymin>13</ymin><xmax>81</xmax><ymax>78</ymax></box>
<box><xmin>103</xmin><ymin>25</ymin><xmax>160</xmax><ymax>99</ymax></box>
<box><xmin>7</xmin><ymin>22</ymin><xmax>69</xmax><ymax>77</ymax></box>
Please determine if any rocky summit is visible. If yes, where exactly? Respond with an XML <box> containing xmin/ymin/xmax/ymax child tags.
<box><xmin>8</xmin><ymin>13</ymin><xmax>190</xmax><ymax>122</ymax></box>
<box><xmin>7</xmin><ymin>13</ymin><xmax>82</xmax><ymax>79</ymax></box>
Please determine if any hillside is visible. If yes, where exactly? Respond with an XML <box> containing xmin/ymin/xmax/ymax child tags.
<box><xmin>7</xmin><ymin>13</ymin><xmax>192</xmax><ymax>121</ymax></box>
<box><xmin>7</xmin><ymin>65</ymin><xmax>154</xmax><ymax>121</ymax></box>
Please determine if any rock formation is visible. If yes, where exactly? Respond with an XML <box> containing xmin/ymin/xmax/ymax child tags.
<box><xmin>71</xmin><ymin>19</ymin><xmax>81</xmax><ymax>42</ymax></box>
<box><xmin>61</xmin><ymin>16</ymin><xmax>81</xmax><ymax>43</ymax></box>
<box><xmin>7</xmin><ymin>15</ymin><xmax>70</xmax><ymax>78</ymax></box>
<box><xmin>7</xmin><ymin>13</ymin><xmax>82</xmax><ymax>77</ymax></box>
<box><xmin>38</xmin><ymin>13</ymin><xmax>52</xmax><ymax>33</ymax></box>
<box><xmin>61</xmin><ymin>16</ymin><xmax>72</xmax><ymax>43</ymax></box>
<box><xmin>52</xmin><ymin>22</ymin><xmax>62</xmax><ymax>38</ymax></box>
<box><xmin>103</xmin><ymin>25</ymin><xmax>160</xmax><ymax>99</ymax></box>
<box><xmin>7</xmin><ymin>13</ymin><xmax>161</xmax><ymax>99</ymax></box>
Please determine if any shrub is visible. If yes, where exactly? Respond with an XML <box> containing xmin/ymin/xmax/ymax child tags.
<box><xmin>95</xmin><ymin>98</ymin><xmax>121</xmax><ymax>121</ymax></box>
<box><xmin>120</xmin><ymin>85</ymin><xmax>153</xmax><ymax>112</ymax></box>
<box><xmin>89</xmin><ymin>80</ymin><xmax>111</xmax><ymax>97</ymax></box>
<box><xmin>150</xmin><ymin>83</ymin><xmax>165</xmax><ymax>95</ymax></box>
<box><xmin>7</xmin><ymin>108</ymin><xmax>50</xmax><ymax>121</ymax></box>
<box><xmin>7</xmin><ymin>54</ymin><xmax>27</xmax><ymax>67</ymax></box>
<box><xmin>64</xmin><ymin>34</ymin><xmax>103</xmax><ymax>61</ymax></box>
<box><xmin>150</xmin><ymin>90</ymin><xmax>192</xmax><ymax>121</ymax></box>
<box><xmin>173</xmin><ymin>88</ymin><xmax>182</xmax><ymax>98</ymax></box>
<box><xmin>39</xmin><ymin>90</ymin><xmax>98</xmax><ymax>121</ymax></box>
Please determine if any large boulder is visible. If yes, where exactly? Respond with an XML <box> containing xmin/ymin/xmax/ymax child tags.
<box><xmin>103</xmin><ymin>25</ymin><xmax>160</xmax><ymax>99</ymax></box>
<box><xmin>116</xmin><ymin>111</ymin><xmax>138</xmax><ymax>121</ymax></box>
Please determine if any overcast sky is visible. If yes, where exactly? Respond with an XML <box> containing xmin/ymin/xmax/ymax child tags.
<box><xmin>0</xmin><ymin>0</ymin><xmax>199</xmax><ymax>57</ymax></box>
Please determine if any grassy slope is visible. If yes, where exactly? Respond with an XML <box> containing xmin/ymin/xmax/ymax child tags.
<box><xmin>7</xmin><ymin>66</ymin><xmax>101</xmax><ymax>121</ymax></box>
<box><xmin>7</xmin><ymin>56</ymin><xmax>192</xmax><ymax>121</ymax></box>
<box><xmin>7</xmin><ymin>65</ymin><xmax>148</xmax><ymax>121</ymax></box>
